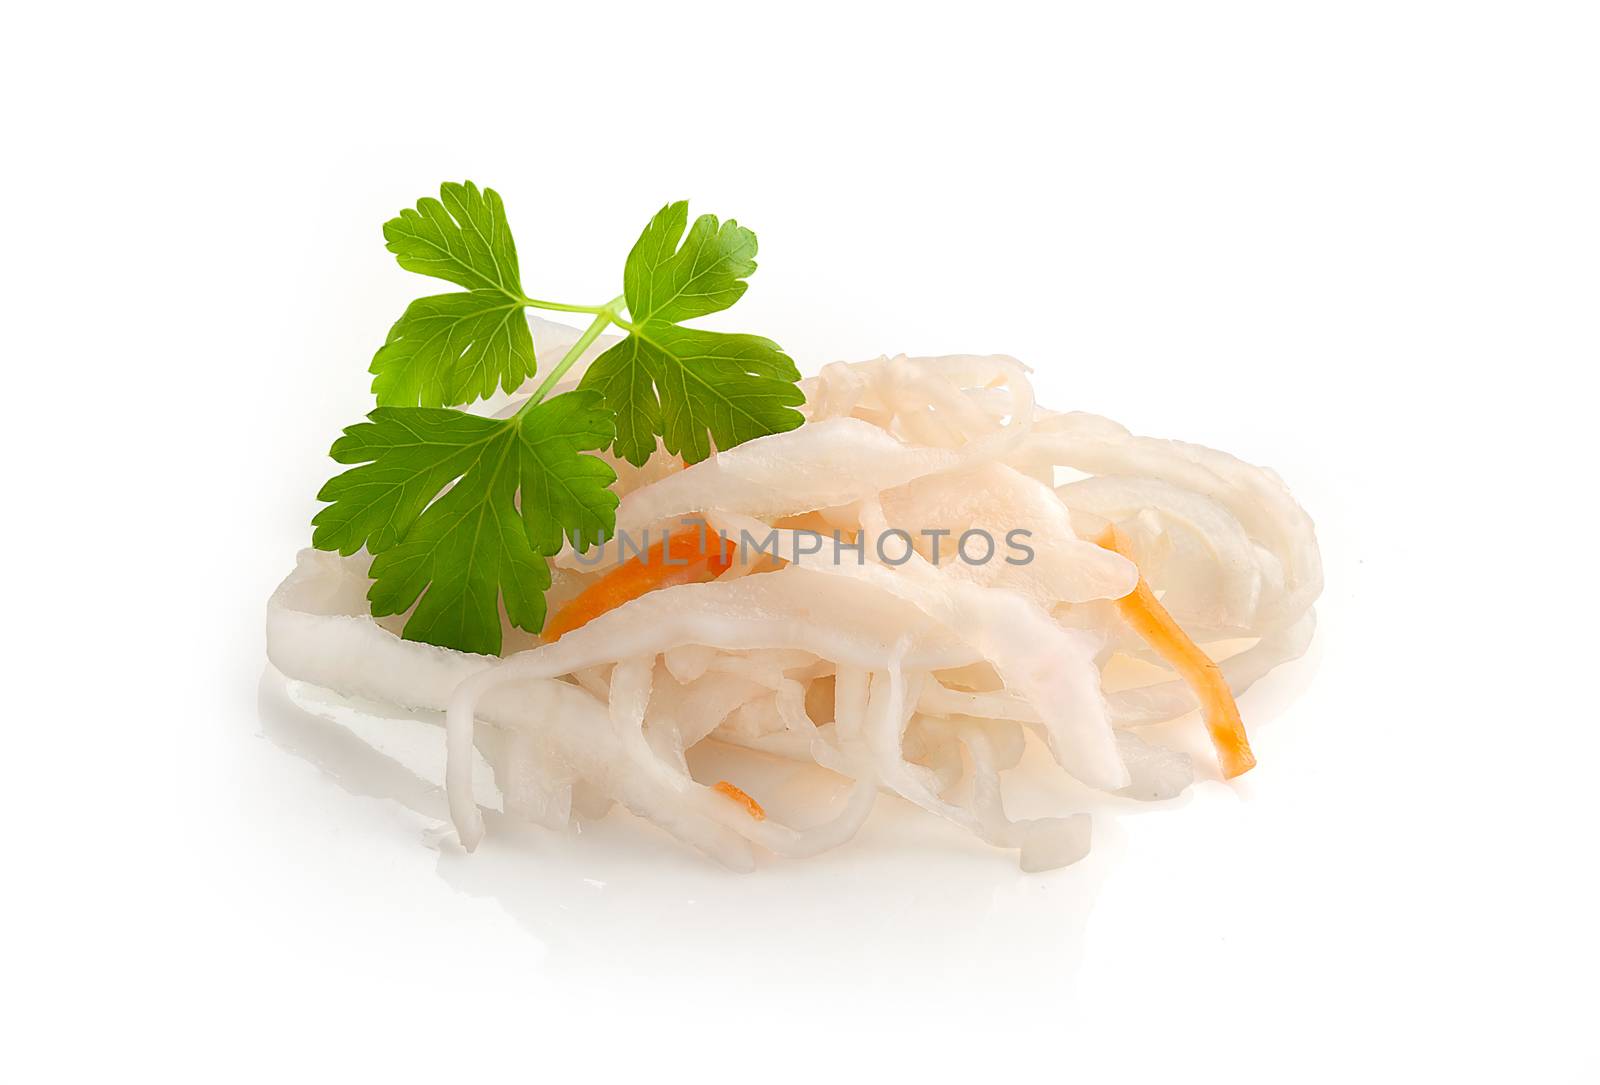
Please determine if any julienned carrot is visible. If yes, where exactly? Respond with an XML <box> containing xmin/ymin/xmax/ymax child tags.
<box><xmin>1095</xmin><ymin>525</ymin><xmax>1256</xmax><ymax>778</ymax></box>
<box><xmin>542</xmin><ymin>526</ymin><xmax>736</xmax><ymax>642</ymax></box>
<box><xmin>713</xmin><ymin>780</ymin><xmax>766</xmax><ymax>820</ymax></box>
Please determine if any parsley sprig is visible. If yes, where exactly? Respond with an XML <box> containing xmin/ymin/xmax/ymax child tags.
<box><xmin>312</xmin><ymin>182</ymin><xmax>804</xmax><ymax>654</ymax></box>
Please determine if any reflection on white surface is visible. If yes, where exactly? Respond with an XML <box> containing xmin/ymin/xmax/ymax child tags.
<box><xmin>257</xmin><ymin>668</ymin><xmax>1118</xmax><ymax>994</ymax></box>
<box><xmin>254</xmin><ymin>632</ymin><xmax>1320</xmax><ymax>998</ymax></box>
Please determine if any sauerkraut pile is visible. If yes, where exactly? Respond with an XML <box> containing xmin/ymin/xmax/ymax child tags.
<box><xmin>268</xmin><ymin>318</ymin><xmax>1321</xmax><ymax>872</ymax></box>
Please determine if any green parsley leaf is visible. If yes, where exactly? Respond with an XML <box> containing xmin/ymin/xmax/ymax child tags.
<box><xmin>311</xmin><ymin>392</ymin><xmax>618</xmax><ymax>655</ymax></box>
<box><xmin>370</xmin><ymin>182</ymin><xmax>537</xmax><ymax>409</ymax></box>
<box><xmin>312</xmin><ymin>407</ymin><xmax>503</xmax><ymax>557</ymax></box>
<box><xmin>383</xmin><ymin>180</ymin><xmax>523</xmax><ymax>292</ymax></box>
<box><xmin>623</xmin><ymin>200</ymin><xmax>759</xmax><ymax>323</ymax></box>
<box><xmin>370</xmin><ymin>290</ymin><xmax>535</xmax><ymax>409</ymax></box>
<box><xmin>581</xmin><ymin>202</ymin><xmax>806</xmax><ymax>466</ymax></box>
<box><xmin>583</xmin><ymin>323</ymin><xmax>805</xmax><ymax>466</ymax></box>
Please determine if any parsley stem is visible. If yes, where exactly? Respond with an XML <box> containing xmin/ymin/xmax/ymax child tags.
<box><xmin>519</xmin><ymin>295</ymin><xmax>627</xmax><ymax>410</ymax></box>
<box><xmin>519</xmin><ymin>296</ymin><xmax>613</xmax><ymax>315</ymax></box>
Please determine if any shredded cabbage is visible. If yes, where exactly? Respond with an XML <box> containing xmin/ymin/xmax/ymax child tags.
<box><xmin>267</xmin><ymin>322</ymin><xmax>1321</xmax><ymax>870</ymax></box>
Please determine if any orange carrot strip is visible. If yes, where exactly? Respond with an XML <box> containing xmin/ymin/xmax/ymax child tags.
<box><xmin>542</xmin><ymin>526</ymin><xmax>735</xmax><ymax>642</ymax></box>
<box><xmin>1095</xmin><ymin>525</ymin><xmax>1256</xmax><ymax>778</ymax></box>
<box><xmin>714</xmin><ymin>780</ymin><xmax>766</xmax><ymax>820</ymax></box>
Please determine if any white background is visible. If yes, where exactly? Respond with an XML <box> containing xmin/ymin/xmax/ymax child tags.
<box><xmin>4</xmin><ymin>2</ymin><xmax>1597</xmax><ymax>1081</ymax></box>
